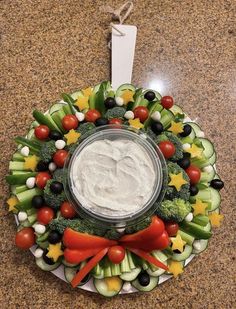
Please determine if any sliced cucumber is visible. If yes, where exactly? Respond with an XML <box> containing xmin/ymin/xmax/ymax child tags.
<box><xmin>169</xmin><ymin>104</ymin><xmax>183</xmax><ymax>115</ymax></box>
<box><xmin>190</xmin><ymin>156</ymin><xmax>210</xmax><ymax>168</ymax></box>
<box><xmin>144</xmin><ymin>102</ymin><xmax>163</xmax><ymax>128</ymax></box>
<box><xmin>172</xmin><ymin>244</ymin><xmax>193</xmax><ymax>261</ymax></box>
<box><xmin>203</xmin><ymin>222</ymin><xmax>211</xmax><ymax>232</ymax></box>
<box><xmin>115</xmin><ymin>83</ymin><xmax>136</xmax><ymax>97</ymax></box>
<box><xmin>64</xmin><ymin>266</ymin><xmax>90</xmax><ymax>285</ymax></box>
<box><xmin>61</xmin><ymin>93</ymin><xmax>76</xmax><ymax>114</ymax></box>
<box><xmin>61</xmin><ymin>258</ymin><xmax>78</xmax><ymax>268</ymax></box>
<box><xmin>200</xmin><ymin>165</ymin><xmax>216</xmax><ymax>183</ymax></box>
<box><xmin>12</xmin><ymin>152</ymin><xmax>25</xmax><ymax>162</ymax></box>
<box><xmin>208</xmin><ymin>187</ymin><xmax>221</xmax><ymax>211</ymax></box>
<box><xmin>178</xmin><ymin>230</ymin><xmax>194</xmax><ymax>245</ymax></box>
<box><xmin>146</xmin><ymin>260</ymin><xmax>167</xmax><ymax>277</ymax></box>
<box><xmin>132</xmin><ymin>276</ymin><xmax>158</xmax><ymax>292</ymax></box>
<box><xmin>6</xmin><ymin>172</ymin><xmax>37</xmax><ymax>185</ymax></box>
<box><xmin>198</xmin><ymin>138</ymin><xmax>215</xmax><ymax>159</ymax></box>
<box><xmin>49</xmin><ymin>103</ymin><xmax>65</xmax><ymax>114</ymax></box>
<box><xmin>186</xmin><ymin>122</ymin><xmax>202</xmax><ymax>137</ymax></box>
<box><xmin>191</xmin><ymin>188</ymin><xmax>211</xmax><ymax>202</ymax></box>
<box><xmin>192</xmin><ymin>215</ymin><xmax>209</xmax><ymax>227</ymax></box>
<box><xmin>36</xmin><ymin>256</ymin><xmax>60</xmax><ymax>271</ymax></box>
<box><xmin>192</xmin><ymin>239</ymin><xmax>208</xmax><ymax>254</ymax></box>
<box><xmin>94</xmin><ymin>277</ymin><xmax>123</xmax><ymax>297</ymax></box>
<box><xmin>71</xmin><ymin>90</ymin><xmax>84</xmax><ymax>100</ymax></box>
<box><xmin>33</xmin><ymin>110</ymin><xmax>61</xmax><ymax>132</ymax></box>
<box><xmin>51</xmin><ymin>109</ymin><xmax>66</xmax><ymax>133</ymax></box>
<box><xmin>208</xmin><ymin>152</ymin><xmax>217</xmax><ymax>165</ymax></box>
<box><xmin>120</xmin><ymin>267</ymin><xmax>141</xmax><ymax>281</ymax></box>
<box><xmin>160</xmin><ymin>109</ymin><xmax>175</xmax><ymax>129</ymax></box>
<box><xmin>16</xmin><ymin>188</ymin><xmax>42</xmax><ymax>203</ymax></box>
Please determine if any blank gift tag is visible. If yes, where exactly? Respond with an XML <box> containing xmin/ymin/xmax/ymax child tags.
<box><xmin>111</xmin><ymin>25</ymin><xmax>137</xmax><ymax>90</ymax></box>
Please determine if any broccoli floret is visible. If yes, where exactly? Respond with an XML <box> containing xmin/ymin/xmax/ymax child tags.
<box><xmin>39</xmin><ymin>140</ymin><xmax>57</xmax><ymax>163</ymax></box>
<box><xmin>43</xmin><ymin>180</ymin><xmax>66</xmax><ymax>210</ymax></box>
<box><xmin>156</xmin><ymin>132</ymin><xmax>183</xmax><ymax>161</ymax></box>
<box><xmin>104</xmin><ymin>229</ymin><xmax>121</xmax><ymax>240</ymax></box>
<box><xmin>53</xmin><ymin>168</ymin><xmax>68</xmax><ymax>183</ymax></box>
<box><xmin>77</xmin><ymin>122</ymin><xmax>96</xmax><ymax>136</ymax></box>
<box><xmin>165</xmin><ymin>162</ymin><xmax>190</xmax><ymax>201</ymax></box>
<box><xmin>104</xmin><ymin>107</ymin><xmax>126</xmax><ymax>119</ymax></box>
<box><xmin>155</xmin><ymin>198</ymin><xmax>191</xmax><ymax>223</ymax></box>
<box><xmin>125</xmin><ymin>216</ymin><xmax>151</xmax><ymax>234</ymax></box>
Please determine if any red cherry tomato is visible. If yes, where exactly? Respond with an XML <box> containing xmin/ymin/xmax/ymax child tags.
<box><xmin>60</xmin><ymin>201</ymin><xmax>77</xmax><ymax>219</ymax></box>
<box><xmin>85</xmin><ymin>109</ymin><xmax>101</xmax><ymax>123</ymax></box>
<box><xmin>35</xmin><ymin>172</ymin><xmax>51</xmax><ymax>189</ymax></box>
<box><xmin>108</xmin><ymin>118</ymin><xmax>123</xmax><ymax>128</ymax></box>
<box><xmin>165</xmin><ymin>222</ymin><xmax>179</xmax><ymax>237</ymax></box>
<box><xmin>34</xmin><ymin>125</ymin><xmax>50</xmax><ymax>140</ymax></box>
<box><xmin>158</xmin><ymin>141</ymin><xmax>176</xmax><ymax>159</ymax></box>
<box><xmin>133</xmin><ymin>106</ymin><xmax>149</xmax><ymax>122</ymax></box>
<box><xmin>37</xmin><ymin>207</ymin><xmax>54</xmax><ymax>225</ymax></box>
<box><xmin>107</xmin><ymin>246</ymin><xmax>125</xmax><ymax>264</ymax></box>
<box><xmin>161</xmin><ymin>96</ymin><xmax>174</xmax><ymax>109</ymax></box>
<box><xmin>185</xmin><ymin>165</ymin><xmax>201</xmax><ymax>184</ymax></box>
<box><xmin>62</xmin><ymin>114</ymin><xmax>79</xmax><ymax>130</ymax></box>
<box><xmin>15</xmin><ymin>227</ymin><xmax>35</xmax><ymax>250</ymax></box>
<box><xmin>53</xmin><ymin>150</ymin><xmax>68</xmax><ymax>167</ymax></box>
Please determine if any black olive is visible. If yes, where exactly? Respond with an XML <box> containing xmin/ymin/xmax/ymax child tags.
<box><xmin>31</xmin><ymin>195</ymin><xmax>45</xmax><ymax>209</ymax></box>
<box><xmin>49</xmin><ymin>130</ymin><xmax>63</xmax><ymax>141</ymax></box>
<box><xmin>190</xmin><ymin>185</ymin><xmax>199</xmax><ymax>196</ymax></box>
<box><xmin>183</xmin><ymin>152</ymin><xmax>191</xmax><ymax>159</ymax></box>
<box><xmin>95</xmin><ymin>117</ymin><xmax>109</xmax><ymax>127</ymax></box>
<box><xmin>180</xmin><ymin>124</ymin><xmax>192</xmax><ymax>137</ymax></box>
<box><xmin>137</xmin><ymin>272</ymin><xmax>150</xmax><ymax>286</ymax></box>
<box><xmin>151</xmin><ymin>121</ymin><xmax>163</xmax><ymax>135</ymax></box>
<box><xmin>144</xmin><ymin>91</ymin><xmax>155</xmax><ymax>102</ymax></box>
<box><xmin>173</xmin><ymin>249</ymin><xmax>182</xmax><ymax>254</ymax></box>
<box><xmin>36</xmin><ymin>161</ymin><xmax>49</xmax><ymax>172</ymax></box>
<box><xmin>104</xmin><ymin>97</ymin><xmax>116</xmax><ymax>109</ymax></box>
<box><xmin>210</xmin><ymin>179</ymin><xmax>224</xmax><ymax>190</ymax></box>
<box><xmin>177</xmin><ymin>157</ymin><xmax>191</xmax><ymax>169</ymax></box>
<box><xmin>48</xmin><ymin>230</ymin><xmax>62</xmax><ymax>244</ymax></box>
<box><xmin>42</xmin><ymin>250</ymin><xmax>55</xmax><ymax>265</ymax></box>
<box><xmin>50</xmin><ymin>181</ymin><xmax>63</xmax><ymax>194</ymax></box>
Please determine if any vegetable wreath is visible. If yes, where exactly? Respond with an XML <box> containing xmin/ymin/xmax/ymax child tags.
<box><xmin>6</xmin><ymin>81</ymin><xmax>224</xmax><ymax>297</ymax></box>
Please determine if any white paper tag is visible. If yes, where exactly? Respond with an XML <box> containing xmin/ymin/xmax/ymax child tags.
<box><xmin>111</xmin><ymin>25</ymin><xmax>137</xmax><ymax>90</ymax></box>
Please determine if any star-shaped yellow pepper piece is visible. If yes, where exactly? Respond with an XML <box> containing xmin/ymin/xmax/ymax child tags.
<box><xmin>64</xmin><ymin>129</ymin><xmax>81</xmax><ymax>145</ymax></box>
<box><xmin>192</xmin><ymin>199</ymin><xmax>208</xmax><ymax>216</ymax></box>
<box><xmin>121</xmin><ymin>89</ymin><xmax>134</xmax><ymax>104</ymax></box>
<box><xmin>46</xmin><ymin>243</ymin><xmax>63</xmax><ymax>262</ymax></box>
<box><xmin>168</xmin><ymin>121</ymin><xmax>184</xmax><ymax>135</ymax></box>
<box><xmin>104</xmin><ymin>277</ymin><xmax>122</xmax><ymax>292</ymax></box>
<box><xmin>128</xmin><ymin>118</ymin><xmax>144</xmax><ymax>130</ymax></box>
<box><xmin>75</xmin><ymin>96</ymin><xmax>89</xmax><ymax>111</ymax></box>
<box><xmin>186</xmin><ymin>144</ymin><xmax>203</xmax><ymax>158</ymax></box>
<box><xmin>208</xmin><ymin>213</ymin><xmax>224</xmax><ymax>227</ymax></box>
<box><xmin>7</xmin><ymin>196</ymin><xmax>18</xmax><ymax>212</ymax></box>
<box><xmin>82</xmin><ymin>87</ymin><xmax>93</xmax><ymax>97</ymax></box>
<box><xmin>168</xmin><ymin>172</ymin><xmax>188</xmax><ymax>191</ymax></box>
<box><xmin>24</xmin><ymin>155</ymin><xmax>39</xmax><ymax>171</ymax></box>
<box><xmin>168</xmin><ymin>260</ymin><xmax>184</xmax><ymax>278</ymax></box>
<box><xmin>171</xmin><ymin>234</ymin><xmax>186</xmax><ymax>253</ymax></box>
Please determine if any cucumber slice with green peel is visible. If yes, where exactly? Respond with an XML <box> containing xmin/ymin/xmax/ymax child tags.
<box><xmin>169</xmin><ymin>104</ymin><xmax>183</xmax><ymax>115</ymax></box>
<box><xmin>160</xmin><ymin>109</ymin><xmax>175</xmax><ymax>129</ymax></box>
<box><xmin>198</xmin><ymin>138</ymin><xmax>215</xmax><ymax>159</ymax></box>
<box><xmin>36</xmin><ymin>256</ymin><xmax>60</xmax><ymax>271</ymax></box>
<box><xmin>208</xmin><ymin>188</ymin><xmax>221</xmax><ymax>211</ymax></box>
<box><xmin>192</xmin><ymin>239</ymin><xmax>208</xmax><ymax>254</ymax></box>
<box><xmin>33</xmin><ymin>110</ymin><xmax>61</xmax><ymax>132</ymax></box>
<box><xmin>144</xmin><ymin>102</ymin><xmax>163</xmax><ymax>128</ymax></box>
<box><xmin>200</xmin><ymin>165</ymin><xmax>216</xmax><ymax>183</ymax></box>
<box><xmin>61</xmin><ymin>258</ymin><xmax>78</xmax><ymax>268</ymax></box>
<box><xmin>178</xmin><ymin>230</ymin><xmax>195</xmax><ymax>245</ymax></box>
<box><xmin>94</xmin><ymin>277</ymin><xmax>123</xmax><ymax>297</ymax></box>
<box><xmin>208</xmin><ymin>152</ymin><xmax>217</xmax><ymax>165</ymax></box>
<box><xmin>172</xmin><ymin>244</ymin><xmax>193</xmax><ymax>262</ymax></box>
<box><xmin>132</xmin><ymin>276</ymin><xmax>158</xmax><ymax>292</ymax></box>
<box><xmin>49</xmin><ymin>103</ymin><xmax>65</xmax><ymax>114</ymax></box>
<box><xmin>71</xmin><ymin>90</ymin><xmax>84</xmax><ymax>100</ymax></box>
<box><xmin>191</xmin><ymin>188</ymin><xmax>212</xmax><ymax>202</ymax></box>
<box><xmin>6</xmin><ymin>172</ymin><xmax>37</xmax><ymax>185</ymax></box>
<box><xmin>179</xmin><ymin>221</ymin><xmax>212</xmax><ymax>239</ymax></box>
<box><xmin>120</xmin><ymin>267</ymin><xmax>141</xmax><ymax>281</ymax></box>
<box><xmin>147</xmin><ymin>260</ymin><xmax>167</xmax><ymax>276</ymax></box>
<box><xmin>12</xmin><ymin>152</ymin><xmax>25</xmax><ymax>162</ymax></box>
<box><xmin>192</xmin><ymin>215</ymin><xmax>209</xmax><ymax>227</ymax></box>
<box><xmin>51</xmin><ymin>110</ymin><xmax>66</xmax><ymax>133</ymax></box>
<box><xmin>111</xmin><ymin>263</ymin><xmax>121</xmax><ymax>276</ymax></box>
<box><xmin>64</xmin><ymin>266</ymin><xmax>88</xmax><ymax>283</ymax></box>
<box><xmin>190</xmin><ymin>156</ymin><xmax>210</xmax><ymax>168</ymax></box>
<box><xmin>151</xmin><ymin>250</ymin><xmax>168</xmax><ymax>262</ymax></box>
<box><xmin>115</xmin><ymin>83</ymin><xmax>136</xmax><ymax>97</ymax></box>
<box><xmin>61</xmin><ymin>93</ymin><xmax>76</xmax><ymax>114</ymax></box>
<box><xmin>203</xmin><ymin>222</ymin><xmax>211</xmax><ymax>232</ymax></box>
<box><xmin>180</xmin><ymin>136</ymin><xmax>194</xmax><ymax>145</ymax></box>
<box><xmin>16</xmin><ymin>188</ymin><xmax>42</xmax><ymax>204</ymax></box>
<box><xmin>120</xmin><ymin>251</ymin><xmax>131</xmax><ymax>273</ymax></box>
<box><xmin>186</xmin><ymin>122</ymin><xmax>202</xmax><ymax>137</ymax></box>
<box><xmin>127</xmin><ymin>251</ymin><xmax>136</xmax><ymax>269</ymax></box>
<box><xmin>213</xmin><ymin>173</ymin><xmax>220</xmax><ymax>180</ymax></box>
<box><xmin>188</xmin><ymin>129</ymin><xmax>196</xmax><ymax>141</ymax></box>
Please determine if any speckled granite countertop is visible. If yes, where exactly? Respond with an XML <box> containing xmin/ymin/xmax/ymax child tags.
<box><xmin>0</xmin><ymin>0</ymin><xmax>235</xmax><ymax>308</ymax></box>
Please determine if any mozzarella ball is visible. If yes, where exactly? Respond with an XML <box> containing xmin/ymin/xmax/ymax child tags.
<box><xmin>122</xmin><ymin>282</ymin><xmax>132</xmax><ymax>292</ymax></box>
<box><xmin>185</xmin><ymin>213</ymin><xmax>193</xmax><ymax>222</ymax></box>
<box><xmin>75</xmin><ymin>112</ymin><xmax>85</xmax><ymax>122</ymax></box>
<box><xmin>34</xmin><ymin>224</ymin><xmax>46</xmax><ymax>235</ymax></box>
<box><xmin>151</xmin><ymin>111</ymin><xmax>161</xmax><ymax>122</ymax></box>
<box><xmin>55</xmin><ymin>140</ymin><xmax>66</xmax><ymax>150</ymax></box>
<box><xmin>18</xmin><ymin>211</ymin><xmax>28</xmax><ymax>222</ymax></box>
<box><xmin>182</xmin><ymin>143</ymin><xmax>191</xmax><ymax>151</ymax></box>
<box><xmin>115</xmin><ymin>97</ymin><xmax>124</xmax><ymax>106</ymax></box>
<box><xmin>26</xmin><ymin>177</ymin><xmax>36</xmax><ymax>189</ymax></box>
<box><xmin>203</xmin><ymin>165</ymin><xmax>213</xmax><ymax>173</ymax></box>
<box><xmin>49</xmin><ymin>162</ymin><xmax>57</xmax><ymax>172</ymax></box>
<box><xmin>20</xmin><ymin>146</ymin><xmax>30</xmax><ymax>157</ymax></box>
<box><xmin>34</xmin><ymin>248</ymin><xmax>44</xmax><ymax>258</ymax></box>
<box><xmin>193</xmin><ymin>240</ymin><xmax>202</xmax><ymax>251</ymax></box>
<box><xmin>124</xmin><ymin>111</ymin><xmax>134</xmax><ymax>120</ymax></box>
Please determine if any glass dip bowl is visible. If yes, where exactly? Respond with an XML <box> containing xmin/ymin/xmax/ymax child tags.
<box><xmin>64</xmin><ymin>125</ymin><xmax>167</xmax><ymax>229</ymax></box>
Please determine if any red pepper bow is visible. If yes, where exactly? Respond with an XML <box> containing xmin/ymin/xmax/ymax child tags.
<box><xmin>63</xmin><ymin>216</ymin><xmax>170</xmax><ymax>287</ymax></box>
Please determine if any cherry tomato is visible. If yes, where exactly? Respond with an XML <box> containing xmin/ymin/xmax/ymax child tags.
<box><xmin>85</xmin><ymin>109</ymin><xmax>101</xmax><ymax>123</ymax></box>
<box><xmin>15</xmin><ymin>227</ymin><xmax>35</xmax><ymax>250</ymax></box>
<box><xmin>35</xmin><ymin>172</ymin><xmax>51</xmax><ymax>189</ymax></box>
<box><xmin>34</xmin><ymin>125</ymin><xmax>50</xmax><ymax>140</ymax></box>
<box><xmin>161</xmin><ymin>96</ymin><xmax>174</xmax><ymax>109</ymax></box>
<box><xmin>37</xmin><ymin>207</ymin><xmax>54</xmax><ymax>225</ymax></box>
<box><xmin>158</xmin><ymin>141</ymin><xmax>176</xmax><ymax>159</ymax></box>
<box><xmin>133</xmin><ymin>106</ymin><xmax>149</xmax><ymax>122</ymax></box>
<box><xmin>108</xmin><ymin>118</ymin><xmax>123</xmax><ymax>128</ymax></box>
<box><xmin>53</xmin><ymin>150</ymin><xmax>68</xmax><ymax>167</ymax></box>
<box><xmin>185</xmin><ymin>165</ymin><xmax>201</xmax><ymax>184</ymax></box>
<box><xmin>107</xmin><ymin>246</ymin><xmax>125</xmax><ymax>264</ymax></box>
<box><xmin>165</xmin><ymin>222</ymin><xmax>179</xmax><ymax>237</ymax></box>
<box><xmin>60</xmin><ymin>201</ymin><xmax>77</xmax><ymax>219</ymax></box>
<box><xmin>155</xmin><ymin>231</ymin><xmax>170</xmax><ymax>250</ymax></box>
<box><xmin>62</xmin><ymin>114</ymin><xmax>79</xmax><ymax>130</ymax></box>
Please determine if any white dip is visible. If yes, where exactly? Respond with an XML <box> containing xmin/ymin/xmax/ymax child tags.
<box><xmin>70</xmin><ymin>139</ymin><xmax>156</xmax><ymax>217</ymax></box>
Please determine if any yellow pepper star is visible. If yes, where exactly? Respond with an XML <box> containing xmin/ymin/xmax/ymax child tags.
<box><xmin>192</xmin><ymin>199</ymin><xmax>208</xmax><ymax>216</ymax></box>
<box><xmin>128</xmin><ymin>118</ymin><xmax>144</xmax><ymax>130</ymax></box>
<box><xmin>75</xmin><ymin>96</ymin><xmax>89</xmax><ymax>111</ymax></box>
<box><xmin>82</xmin><ymin>87</ymin><xmax>93</xmax><ymax>97</ymax></box>
<box><xmin>24</xmin><ymin>155</ymin><xmax>39</xmax><ymax>171</ymax></box>
<box><xmin>168</xmin><ymin>121</ymin><xmax>184</xmax><ymax>135</ymax></box>
<box><xmin>104</xmin><ymin>277</ymin><xmax>122</xmax><ymax>292</ymax></box>
<box><xmin>168</xmin><ymin>260</ymin><xmax>184</xmax><ymax>278</ymax></box>
<box><xmin>171</xmin><ymin>234</ymin><xmax>186</xmax><ymax>253</ymax></box>
<box><xmin>121</xmin><ymin>89</ymin><xmax>134</xmax><ymax>104</ymax></box>
<box><xmin>64</xmin><ymin>129</ymin><xmax>81</xmax><ymax>145</ymax></box>
<box><xmin>46</xmin><ymin>242</ymin><xmax>64</xmax><ymax>262</ymax></box>
<box><xmin>208</xmin><ymin>212</ymin><xmax>224</xmax><ymax>227</ymax></box>
<box><xmin>6</xmin><ymin>196</ymin><xmax>18</xmax><ymax>212</ymax></box>
<box><xmin>186</xmin><ymin>144</ymin><xmax>203</xmax><ymax>158</ymax></box>
<box><xmin>168</xmin><ymin>172</ymin><xmax>188</xmax><ymax>191</ymax></box>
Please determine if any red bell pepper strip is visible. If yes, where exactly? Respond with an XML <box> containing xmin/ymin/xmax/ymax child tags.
<box><xmin>71</xmin><ymin>248</ymin><xmax>108</xmax><ymax>288</ymax></box>
<box><xmin>128</xmin><ymin>248</ymin><xmax>169</xmax><ymax>271</ymax></box>
<box><xmin>64</xmin><ymin>248</ymin><xmax>103</xmax><ymax>264</ymax></box>
<box><xmin>63</xmin><ymin>228</ymin><xmax>118</xmax><ymax>250</ymax></box>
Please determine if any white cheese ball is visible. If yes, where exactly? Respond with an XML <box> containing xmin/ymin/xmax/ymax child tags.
<box><xmin>115</xmin><ymin>97</ymin><xmax>124</xmax><ymax>106</ymax></box>
<box><xmin>75</xmin><ymin>112</ymin><xmax>85</xmax><ymax>122</ymax></box>
<box><xmin>26</xmin><ymin>177</ymin><xmax>36</xmax><ymax>189</ymax></box>
<box><xmin>122</xmin><ymin>282</ymin><xmax>132</xmax><ymax>292</ymax></box>
<box><xmin>151</xmin><ymin>111</ymin><xmax>161</xmax><ymax>122</ymax></box>
<box><xmin>124</xmin><ymin>111</ymin><xmax>134</xmax><ymax>120</ymax></box>
<box><xmin>34</xmin><ymin>248</ymin><xmax>44</xmax><ymax>258</ymax></box>
<box><xmin>203</xmin><ymin>165</ymin><xmax>213</xmax><ymax>173</ymax></box>
<box><xmin>55</xmin><ymin>139</ymin><xmax>66</xmax><ymax>150</ymax></box>
<box><xmin>182</xmin><ymin>143</ymin><xmax>191</xmax><ymax>151</ymax></box>
<box><xmin>49</xmin><ymin>162</ymin><xmax>57</xmax><ymax>172</ymax></box>
<box><xmin>193</xmin><ymin>240</ymin><xmax>202</xmax><ymax>251</ymax></box>
<box><xmin>20</xmin><ymin>146</ymin><xmax>30</xmax><ymax>157</ymax></box>
<box><xmin>18</xmin><ymin>211</ymin><xmax>28</xmax><ymax>222</ymax></box>
<box><xmin>196</xmin><ymin>131</ymin><xmax>205</xmax><ymax>138</ymax></box>
<box><xmin>116</xmin><ymin>222</ymin><xmax>126</xmax><ymax>234</ymax></box>
<box><xmin>34</xmin><ymin>224</ymin><xmax>46</xmax><ymax>235</ymax></box>
<box><xmin>185</xmin><ymin>212</ymin><xmax>193</xmax><ymax>222</ymax></box>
